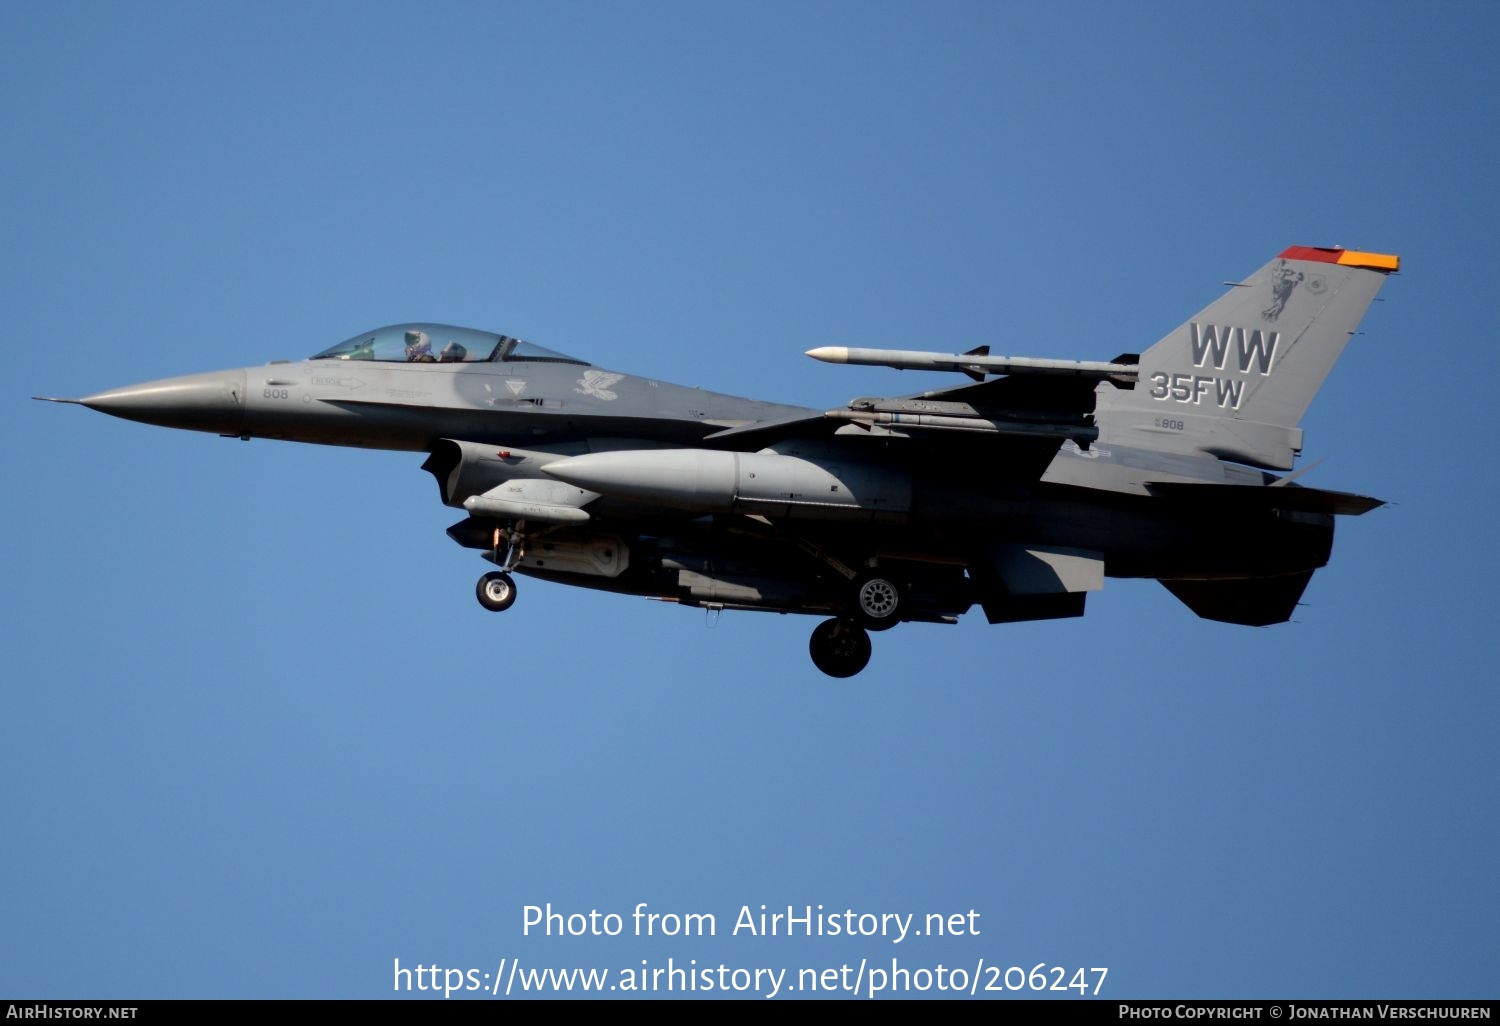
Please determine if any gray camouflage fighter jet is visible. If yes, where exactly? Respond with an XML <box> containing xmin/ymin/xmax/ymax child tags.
<box><xmin>39</xmin><ymin>245</ymin><xmax>1398</xmax><ymax>677</ymax></box>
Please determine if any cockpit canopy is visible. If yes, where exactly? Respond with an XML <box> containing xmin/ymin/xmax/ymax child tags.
<box><xmin>311</xmin><ymin>323</ymin><xmax>587</xmax><ymax>366</ymax></box>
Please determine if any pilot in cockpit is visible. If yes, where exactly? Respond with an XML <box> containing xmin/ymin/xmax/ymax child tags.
<box><xmin>438</xmin><ymin>340</ymin><xmax>468</xmax><ymax>363</ymax></box>
<box><xmin>405</xmin><ymin>330</ymin><xmax>435</xmax><ymax>362</ymax></box>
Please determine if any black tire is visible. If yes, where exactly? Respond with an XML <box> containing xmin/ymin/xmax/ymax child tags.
<box><xmin>851</xmin><ymin>574</ymin><xmax>902</xmax><ymax>631</ymax></box>
<box><xmin>808</xmin><ymin>618</ymin><xmax>872</xmax><ymax>678</ymax></box>
<box><xmin>476</xmin><ymin>570</ymin><xmax>517</xmax><ymax>612</ymax></box>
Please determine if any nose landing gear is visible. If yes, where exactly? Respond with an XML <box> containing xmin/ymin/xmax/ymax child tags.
<box><xmin>475</xmin><ymin>521</ymin><xmax>525</xmax><ymax>613</ymax></box>
<box><xmin>476</xmin><ymin>570</ymin><xmax>517</xmax><ymax>612</ymax></box>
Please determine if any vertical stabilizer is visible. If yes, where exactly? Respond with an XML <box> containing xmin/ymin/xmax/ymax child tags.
<box><xmin>1095</xmin><ymin>247</ymin><xmax>1399</xmax><ymax>470</ymax></box>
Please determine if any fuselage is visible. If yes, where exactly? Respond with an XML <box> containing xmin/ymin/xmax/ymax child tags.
<box><xmin>63</xmin><ymin>322</ymin><xmax>1334</xmax><ymax>599</ymax></box>
<box><xmin>78</xmin><ymin>337</ymin><xmax>813</xmax><ymax>453</ymax></box>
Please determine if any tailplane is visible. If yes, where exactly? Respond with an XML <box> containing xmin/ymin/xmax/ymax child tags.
<box><xmin>1095</xmin><ymin>246</ymin><xmax>1399</xmax><ymax>470</ymax></box>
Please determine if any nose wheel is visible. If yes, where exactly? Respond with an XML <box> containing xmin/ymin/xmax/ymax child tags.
<box><xmin>476</xmin><ymin>570</ymin><xmax>517</xmax><ymax>612</ymax></box>
<box><xmin>809</xmin><ymin>618</ymin><xmax>872</xmax><ymax>678</ymax></box>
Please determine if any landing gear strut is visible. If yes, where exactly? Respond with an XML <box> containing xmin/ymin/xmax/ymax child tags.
<box><xmin>809</xmin><ymin>618</ymin><xmax>872</xmax><ymax>678</ymax></box>
<box><xmin>475</xmin><ymin>521</ymin><xmax>525</xmax><ymax>612</ymax></box>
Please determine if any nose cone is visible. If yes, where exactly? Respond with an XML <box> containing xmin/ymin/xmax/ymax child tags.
<box><xmin>77</xmin><ymin>368</ymin><xmax>247</xmax><ymax>435</ymax></box>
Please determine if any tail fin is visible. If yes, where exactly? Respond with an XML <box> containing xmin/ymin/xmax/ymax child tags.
<box><xmin>1096</xmin><ymin>246</ymin><xmax>1399</xmax><ymax>470</ymax></box>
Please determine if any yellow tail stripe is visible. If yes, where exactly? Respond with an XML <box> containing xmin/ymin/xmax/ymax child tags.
<box><xmin>1336</xmin><ymin>250</ymin><xmax>1400</xmax><ymax>272</ymax></box>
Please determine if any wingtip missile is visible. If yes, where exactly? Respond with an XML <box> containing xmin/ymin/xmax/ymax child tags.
<box><xmin>805</xmin><ymin>346</ymin><xmax>852</xmax><ymax>364</ymax></box>
<box><xmin>806</xmin><ymin>345</ymin><xmax>1138</xmax><ymax>382</ymax></box>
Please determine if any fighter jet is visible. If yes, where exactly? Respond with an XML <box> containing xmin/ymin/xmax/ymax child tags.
<box><xmin>39</xmin><ymin>245</ymin><xmax>1398</xmax><ymax>677</ymax></box>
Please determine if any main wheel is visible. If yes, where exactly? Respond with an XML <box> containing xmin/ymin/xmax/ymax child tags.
<box><xmin>852</xmin><ymin>574</ymin><xmax>902</xmax><ymax>631</ymax></box>
<box><xmin>808</xmin><ymin>618</ymin><xmax>872</xmax><ymax>678</ymax></box>
<box><xmin>476</xmin><ymin>570</ymin><xmax>517</xmax><ymax>612</ymax></box>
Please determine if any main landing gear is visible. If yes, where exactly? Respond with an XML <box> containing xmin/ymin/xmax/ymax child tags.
<box><xmin>851</xmin><ymin>573</ymin><xmax>902</xmax><ymax>631</ymax></box>
<box><xmin>808</xmin><ymin>618</ymin><xmax>872</xmax><ymax>678</ymax></box>
<box><xmin>804</xmin><ymin>571</ymin><xmax>905</xmax><ymax>677</ymax></box>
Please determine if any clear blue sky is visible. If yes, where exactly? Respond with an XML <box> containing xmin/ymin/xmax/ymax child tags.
<box><xmin>3</xmin><ymin>0</ymin><xmax>1496</xmax><ymax>1001</ymax></box>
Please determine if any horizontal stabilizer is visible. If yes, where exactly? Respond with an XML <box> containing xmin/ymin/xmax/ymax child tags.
<box><xmin>1160</xmin><ymin>571</ymin><xmax>1315</xmax><ymax>627</ymax></box>
<box><xmin>1144</xmin><ymin>481</ymin><xmax>1385</xmax><ymax>516</ymax></box>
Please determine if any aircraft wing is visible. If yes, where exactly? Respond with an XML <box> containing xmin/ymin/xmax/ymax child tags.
<box><xmin>701</xmin><ymin>409</ymin><xmax>835</xmax><ymax>447</ymax></box>
<box><xmin>705</xmin><ymin>369</ymin><xmax>1103</xmax><ymax>457</ymax></box>
<box><xmin>883</xmin><ymin>371</ymin><xmax>1105</xmax><ymax>428</ymax></box>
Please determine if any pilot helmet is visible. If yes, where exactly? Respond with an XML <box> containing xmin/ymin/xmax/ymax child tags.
<box><xmin>404</xmin><ymin>330</ymin><xmax>431</xmax><ymax>357</ymax></box>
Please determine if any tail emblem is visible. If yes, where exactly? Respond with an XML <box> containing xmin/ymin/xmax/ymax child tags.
<box><xmin>1262</xmin><ymin>260</ymin><xmax>1302</xmax><ymax>321</ymax></box>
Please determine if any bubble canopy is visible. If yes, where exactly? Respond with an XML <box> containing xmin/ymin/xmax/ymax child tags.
<box><xmin>310</xmin><ymin>323</ymin><xmax>587</xmax><ymax>366</ymax></box>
